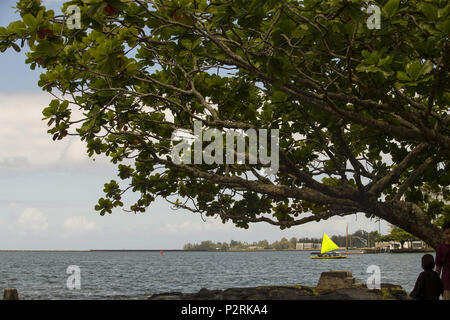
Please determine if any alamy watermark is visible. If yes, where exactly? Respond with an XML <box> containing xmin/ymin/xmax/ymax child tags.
<box><xmin>66</xmin><ymin>265</ymin><xmax>81</xmax><ymax>290</ymax></box>
<box><xmin>65</xmin><ymin>5</ymin><xmax>81</xmax><ymax>30</ymax></box>
<box><xmin>366</xmin><ymin>5</ymin><xmax>381</xmax><ymax>30</ymax></box>
<box><xmin>171</xmin><ymin>120</ymin><xmax>279</xmax><ymax>175</ymax></box>
<box><xmin>366</xmin><ymin>264</ymin><xmax>381</xmax><ymax>289</ymax></box>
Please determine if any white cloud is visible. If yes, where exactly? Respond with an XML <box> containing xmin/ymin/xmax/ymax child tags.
<box><xmin>63</xmin><ymin>215</ymin><xmax>101</xmax><ymax>235</ymax></box>
<box><xmin>160</xmin><ymin>218</ymin><xmax>235</xmax><ymax>235</ymax></box>
<box><xmin>0</xmin><ymin>156</ymin><xmax>29</xmax><ymax>168</ymax></box>
<box><xmin>59</xmin><ymin>137</ymin><xmax>100</xmax><ymax>164</ymax></box>
<box><xmin>0</xmin><ymin>92</ymin><xmax>110</xmax><ymax>168</ymax></box>
<box><xmin>0</xmin><ymin>92</ymin><xmax>68</xmax><ymax>165</ymax></box>
<box><xmin>16</xmin><ymin>207</ymin><xmax>49</xmax><ymax>234</ymax></box>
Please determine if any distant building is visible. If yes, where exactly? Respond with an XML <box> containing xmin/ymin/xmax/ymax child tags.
<box><xmin>375</xmin><ymin>240</ymin><xmax>428</xmax><ymax>250</ymax></box>
<box><xmin>375</xmin><ymin>241</ymin><xmax>395</xmax><ymax>250</ymax></box>
<box><xmin>296</xmin><ymin>242</ymin><xmax>321</xmax><ymax>250</ymax></box>
<box><xmin>410</xmin><ymin>241</ymin><xmax>428</xmax><ymax>249</ymax></box>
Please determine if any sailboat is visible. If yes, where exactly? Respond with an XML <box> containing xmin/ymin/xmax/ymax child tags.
<box><xmin>311</xmin><ymin>233</ymin><xmax>347</xmax><ymax>259</ymax></box>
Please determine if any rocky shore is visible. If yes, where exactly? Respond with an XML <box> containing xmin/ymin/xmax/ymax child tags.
<box><xmin>148</xmin><ymin>270</ymin><xmax>408</xmax><ymax>300</ymax></box>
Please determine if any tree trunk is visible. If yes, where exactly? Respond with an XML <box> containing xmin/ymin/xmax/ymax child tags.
<box><xmin>369</xmin><ymin>200</ymin><xmax>442</xmax><ymax>249</ymax></box>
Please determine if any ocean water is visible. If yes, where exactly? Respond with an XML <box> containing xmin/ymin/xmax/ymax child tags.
<box><xmin>0</xmin><ymin>251</ymin><xmax>430</xmax><ymax>300</ymax></box>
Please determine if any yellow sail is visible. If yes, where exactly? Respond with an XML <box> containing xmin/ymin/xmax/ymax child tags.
<box><xmin>320</xmin><ymin>233</ymin><xmax>340</xmax><ymax>254</ymax></box>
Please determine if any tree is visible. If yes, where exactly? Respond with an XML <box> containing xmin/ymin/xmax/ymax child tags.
<box><xmin>257</xmin><ymin>239</ymin><xmax>270</xmax><ymax>248</ymax></box>
<box><xmin>289</xmin><ymin>237</ymin><xmax>298</xmax><ymax>249</ymax></box>
<box><xmin>183</xmin><ymin>242</ymin><xmax>194</xmax><ymax>250</ymax></box>
<box><xmin>216</xmin><ymin>241</ymin><xmax>229</xmax><ymax>250</ymax></box>
<box><xmin>351</xmin><ymin>229</ymin><xmax>368</xmax><ymax>248</ymax></box>
<box><xmin>298</xmin><ymin>237</ymin><xmax>321</xmax><ymax>244</ymax></box>
<box><xmin>368</xmin><ymin>231</ymin><xmax>381</xmax><ymax>247</ymax></box>
<box><xmin>272</xmin><ymin>237</ymin><xmax>291</xmax><ymax>249</ymax></box>
<box><xmin>1</xmin><ymin>0</ymin><xmax>448</xmax><ymax>248</ymax></box>
<box><xmin>380</xmin><ymin>227</ymin><xmax>418</xmax><ymax>248</ymax></box>
<box><xmin>229</xmin><ymin>240</ymin><xmax>240</xmax><ymax>248</ymax></box>
<box><xmin>183</xmin><ymin>241</ymin><xmax>216</xmax><ymax>250</ymax></box>
<box><xmin>331</xmin><ymin>235</ymin><xmax>345</xmax><ymax>247</ymax></box>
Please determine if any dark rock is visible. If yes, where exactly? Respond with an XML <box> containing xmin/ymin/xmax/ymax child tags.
<box><xmin>3</xmin><ymin>288</ymin><xmax>19</xmax><ymax>300</ymax></box>
<box><xmin>147</xmin><ymin>291</ymin><xmax>183</xmax><ymax>300</ymax></box>
<box><xmin>371</xmin><ymin>283</ymin><xmax>408</xmax><ymax>300</ymax></box>
<box><xmin>147</xmin><ymin>270</ymin><xmax>408</xmax><ymax>300</ymax></box>
<box><xmin>316</xmin><ymin>270</ymin><xmax>356</xmax><ymax>294</ymax></box>
<box><xmin>148</xmin><ymin>283</ymin><xmax>407</xmax><ymax>300</ymax></box>
<box><xmin>148</xmin><ymin>284</ymin><xmax>318</xmax><ymax>300</ymax></box>
<box><xmin>318</xmin><ymin>288</ymin><xmax>381</xmax><ymax>300</ymax></box>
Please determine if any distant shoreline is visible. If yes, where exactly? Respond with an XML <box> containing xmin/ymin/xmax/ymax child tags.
<box><xmin>0</xmin><ymin>248</ymin><xmax>433</xmax><ymax>253</ymax></box>
<box><xmin>0</xmin><ymin>249</ymin><xmax>316</xmax><ymax>252</ymax></box>
<box><xmin>0</xmin><ymin>250</ymin><xmax>182</xmax><ymax>252</ymax></box>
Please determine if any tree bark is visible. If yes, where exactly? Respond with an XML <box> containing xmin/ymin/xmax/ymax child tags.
<box><xmin>369</xmin><ymin>200</ymin><xmax>442</xmax><ymax>249</ymax></box>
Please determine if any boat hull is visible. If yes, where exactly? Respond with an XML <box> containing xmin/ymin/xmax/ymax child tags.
<box><xmin>311</xmin><ymin>255</ymin><xmax>347</xmax><ymax>259</ymax></box>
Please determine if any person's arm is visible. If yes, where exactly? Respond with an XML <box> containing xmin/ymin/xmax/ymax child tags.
<box><xmin>436</xmin><ymin>266</ymin><xmax>442</xmax><ymax>277</ymax></box>
<box><xmin>435</xmin><ymin>245</ymin><xmax>443</xmax><ymax>278</ymax></box>
<box><xmin>409</xmin><ymin>273</ymin><xmax>424</xmax><ymax>300</ymax></box>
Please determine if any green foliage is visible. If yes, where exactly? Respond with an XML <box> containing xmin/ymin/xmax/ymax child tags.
<box><xmin>1</xmin><ymin>0</ymin><xmax>448</xmax><ymax>245</ymax></box>
<box><xmin>378</xmin><ymin>227</ymin><xmax>419</xmax><ymax>247</ymax></box>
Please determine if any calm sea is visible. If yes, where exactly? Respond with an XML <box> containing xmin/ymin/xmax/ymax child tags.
<box><xmin>0</xmin><ymin>251</ymin><xmax>430</xmax><ymax>300</ymax></box>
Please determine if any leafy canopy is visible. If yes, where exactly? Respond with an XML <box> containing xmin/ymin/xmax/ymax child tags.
<box><xmin>0</xmin><ymin>0</ymin><xmax>449</xmax><ymax>247</ymax></box>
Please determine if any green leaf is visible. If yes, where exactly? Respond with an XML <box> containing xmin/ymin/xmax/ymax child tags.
<box><xmin>418</xmin><ymin>3</ymin><xmax>438</xmax><ymax>20</ymax></box>
<box><xmin>396</xmin><ymin>71</ymin><xmax>411</xmax><ymax>82</ymax></box>
<box><xmin>383</xmin><ymin>0</ymin><xmax>399</xmax><ymax>18</ymax></box>
<box><xmin>442</xmin><ymin>19</ymin><xmax>450</xmax><ymax>36</ymax></box>
<box><xmin>126</xmin><ymin>61</ymin><xmax>138</xmax><ymax>74</ymax></box>
<box><xmin>292</xmin><ymin>24</ymin><xmax>309</xmax><ymax>38</ymax></box>
<box><xmin>377</xmin><ymin>55</ymin><xmax>392</xmax><ymax>67</ymax></box>
<box><xmin>405</xmin><ymin>60</ymin><xmax>422</xmax><ymax>81</ymax></box>
<box><xmin>22</xmin><ymin>14</ymin><xmax>36</xmax><ymax>28</ymax></box>
<box><xmin>271</xmin><ymin>90</ymin><xmax>287</xmax><ymax>103</ymax></box>
<box><xmin>420</xmin><ymin>60</ymin><xmax>433</xmax><ymax>76</ymax></box>
<box><xmin>11</xmin><ymin>42</ymin><xmax>20</xmax><ymax>52</ymax></box>
<box><xmin>83</xmin><ymin>0</ymin><xmax>104</xmax><ymax>3</ymax></box>
<box><xmin>181</xmin><ymin>39</ymin><xmax>192</xmax><ymax>50</ymax></box>
<box><xmin>438</xmin><ymin>4</ymin><xmax>450</xmax><ymax>19</ymax></box>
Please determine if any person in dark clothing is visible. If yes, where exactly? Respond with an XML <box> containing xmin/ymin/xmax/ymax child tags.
<box><xmin>436</xmin><ymin>221</ymin><xmax>450</xmax><ymax>300</ymax></box>
<box><xmin>409</xmin><ymin>254</ymin><xmax>443</xmax><ymax>300</ymax></box>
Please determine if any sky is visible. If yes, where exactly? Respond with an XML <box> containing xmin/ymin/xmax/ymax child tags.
<box><xmin>0</xmin><ymin>0</ymin><xmax>389</xmax><ymax>250</ymax></box>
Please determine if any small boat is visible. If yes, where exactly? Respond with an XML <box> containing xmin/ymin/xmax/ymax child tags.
<box><xmin>311</xmin><ymin>233</ymin><xmax>347</xmax><ymax>259</ymax></box>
